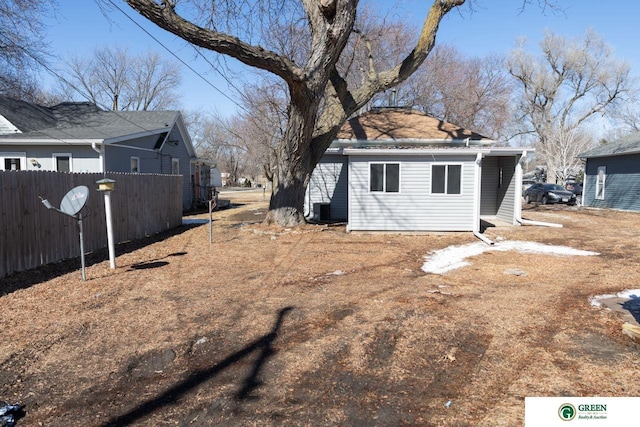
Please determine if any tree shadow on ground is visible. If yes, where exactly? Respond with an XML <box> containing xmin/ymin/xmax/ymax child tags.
<box><xmin>0</xmin><ymin>224</ymin><xmax>197</xmax><ymax>296</ymax></box>
<box><xmin>101</xmin><ymin>306</ymin><xmax>294</xmax><ymax>427</ymax></box>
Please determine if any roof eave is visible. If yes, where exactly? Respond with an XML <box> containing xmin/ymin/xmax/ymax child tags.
<box><xmin>0</xmin><ymin>138</ymin><xmax>104</xmax><ymax>145</ymax></box>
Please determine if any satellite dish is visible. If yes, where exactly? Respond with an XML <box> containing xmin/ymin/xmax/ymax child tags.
<box><xmin>60</xmin><ymin>185</ymin><xmax>89</xmax><ymax>216</ymax></box>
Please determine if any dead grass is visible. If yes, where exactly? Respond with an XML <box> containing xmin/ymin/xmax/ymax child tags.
<box><xmin>1</xmin><ymin>190</ymin><xmax>639</xmax><ymax>426</ymax></box>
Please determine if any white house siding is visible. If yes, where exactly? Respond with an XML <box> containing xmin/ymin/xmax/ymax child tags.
<box><xmin>496</xmin><ymin>156</ymin><xmax>517</xmax><ymax>223</ymax></box>
<box><xmin>306</xmin><ymin>154</ymin><xmax>348</xmax><ymax>220</ymax></box>
<box><xmin>2</xmin><ymin>145</ymin><xmax>101</xmax><ymax>172</ymax></box>
<box><xmin>348</xmin><ymin>154</ymin><xmax>477</xmax><ymax>231</ymax></box>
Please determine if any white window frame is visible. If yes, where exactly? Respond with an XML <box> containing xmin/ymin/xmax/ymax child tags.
<box><xmin>430</xmin><ymin>163</ymin><xmax>464</xmax><ymax>195</ymax></box>
<box><xmin>595</xmin><ymin>166</ymin><xmax>606</xmax><ymax>200</ymax></box>
<box><xmin>0</xmin><ymin>152</ymin><xmax>27</xmax><ymax>171</ymax></box>
<box><xmin>171</xmin><ymin>158</ymin><xmax>180</xmax><ymax>175</ymax></box>
<box><xmin>368</xmin><ymin>162</ymin><xmax>401</xmax><ymax>193</ymax></box>
<box><xmin>53</xmin><ymin>153</ymin><xmax>73</xmax><ymax>172</ymax></box>
<box><xmin>131</xmin><ymin>156</ymin><xmax>140</xmax><ymax>173</ymax></box>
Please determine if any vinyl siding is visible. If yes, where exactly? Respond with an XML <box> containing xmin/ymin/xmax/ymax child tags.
<box><xmin>584</xmin><ymin>154</ymin><xmax>640</xmax><ymax>211</ymax></box>
<box><xmin>496</xmin><ymin>156</ymin><xmax>517</xmax><ymax>223</ymax></box>
<box><xmin>0</xmin><ymin>145</ymin><xmax>101</xmax><ymax>172</ymax></box>
<box><xmin>480</xmin><ymin>156</ymin><xmax>499</xmax><ymax>216</ymax></box>
<box><xmin>306</xmin><ymin>154</ymin><xmax>348</xmax><ymax>220</ymax></box>
<box><xmin>348</xmin><ymin>154</ymin><xmax>477</xmax><ymax>231</ymax></box>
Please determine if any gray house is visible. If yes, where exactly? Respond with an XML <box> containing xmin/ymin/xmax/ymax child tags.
<box><xmin>306</xmin><ymin>108</ymin><xmax>531</xmax><ymax>235</ymax></box>
<box><xmin>0</xmin><ymin>96</ymin><xmax>215</xmax><ymax>210</ymax></box>
<box><xmin>577</xmin><ymin>133</ymin><xmax>640</xmax><ymax>211</ymax></box>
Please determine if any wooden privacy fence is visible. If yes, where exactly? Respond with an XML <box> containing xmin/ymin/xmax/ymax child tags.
<box><xmin>0</xmin><ymin>171</ymin><xmax>183</xmax><ymax>279</ymax></box>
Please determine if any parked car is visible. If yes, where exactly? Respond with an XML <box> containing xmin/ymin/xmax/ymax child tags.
<box><xmin>524</xmin><ymin>183</ymin><xmax>577</xmax><ymax>205</ymax></box>
<box><xmin>566</xmin><ymin>182</ymin><xmax>583</xmax><ymax>196</ymax></box>
<box><xmin>522</xmin><ymin>179</ymin><xmax>536</xmax><ymax>193</ymax></box>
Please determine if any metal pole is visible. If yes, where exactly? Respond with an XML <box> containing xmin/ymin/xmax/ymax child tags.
<box><xmin>78</xmin><ymin>213</ymin><xmax>86</xmax><ymax>281</ymax></box>
<box><xmin>104</xmin><ymin>191</ymin><xmax>116</xmax><ymax>268</ymax></box>
<box><xmin>209</xmin><ymin>199</ymin><xmax>214</xmax><ymax>245</ymax></box>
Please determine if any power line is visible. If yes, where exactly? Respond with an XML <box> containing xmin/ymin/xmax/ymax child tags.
<box><xmin>106</xmin><ymin>0</ymin><xmax>250</xmax><ymax>114</ymax></box>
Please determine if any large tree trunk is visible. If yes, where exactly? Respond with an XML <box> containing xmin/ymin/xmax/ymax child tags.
<box><xmin>264</xmin><ymin>97</ymin><xmax>322</xmax><ymax>226</ymax></box>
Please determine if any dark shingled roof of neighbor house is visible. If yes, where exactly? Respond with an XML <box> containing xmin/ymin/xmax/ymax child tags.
<box><xmin>0</xmin><ymin>96</ymin><xmax>179</xmax><ymax>142</ymax></box>
<box><xmin>577</xmin><ymin>132</ymin><xmax>640</xmax><ymax>158</ymax></box>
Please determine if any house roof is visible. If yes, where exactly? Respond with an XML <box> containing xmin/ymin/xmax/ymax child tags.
<box><xmin>0</xmin><ymin>96</ymin><xmax>180</xmax><ymax>143</ymax></box>
<box><xmin>0</xmin><ymin>95</ymin><xmax>57</xmax><ymax>133</ymax></box>
<box><xmin>577</xmin><ymin>132</ymin><xmax>640</xmax><ymax>158</ymax></box>
<box><xmin>336</xmin><ymin>108</ymin><xmax>491</xmax><ymax>143</ymax></box>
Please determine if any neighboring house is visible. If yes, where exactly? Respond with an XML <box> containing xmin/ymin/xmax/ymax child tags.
<box><xmin>577</xmin><ymin>133</ymin><xmax>640</xmax><ymax>211</ymax></box>
<box><xmin>306</xmin><ymin>107</ymin><xmax>531</xmax><ymax>235</ymax></box>
<box><xmin>0</xmin><ymin>96</ymin><xmax>218</xmax><ymax>210</ymax></box>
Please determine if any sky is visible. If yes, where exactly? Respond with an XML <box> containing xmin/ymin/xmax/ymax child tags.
<box><xmin>39</xmin><ymin>0</ymin><xmax>640</xmax><ymax>117</ymax></box>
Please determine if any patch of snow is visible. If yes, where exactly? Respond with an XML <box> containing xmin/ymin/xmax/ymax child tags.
<box><xmin>422</xmin><ymin>240</ymin><xmax>599</xmax><ymax>275</ymax></box>
<box><xmin>590</xmin><ymin>289</ymin><xmax>640</xmax><ymax>307</ymax></box>
<box><xmin>327</xmin><ymin>270</ymin><xmax>346</xmax><ymax>276</ymax></box>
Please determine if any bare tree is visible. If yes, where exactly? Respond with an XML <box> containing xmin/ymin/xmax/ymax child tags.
<box><xmin>508</xmin><ymin>29</ymin><xmax>632</xmax><ymax>182</ymax></box>
<box><xmin>61</xmin><ymin>45</ymin><xmax>182</xmax><ymax>111</ymax></box>
<box><xmin>0</xmin><ymin>0</ymin><xmax>54</xmax><ymax>101</ymax></box>
<box><xmin>120</xmin><ymin>0</ymin><xmax>559</xmax><ymax>226</ymax></box>
<box><xmin>544</xmin><ymin>126</ymin><xmax>595</xmax><ymax>183</ymax></box>
<box><xmin>400</xmin><ymin>44</ymin><xmax>513</xmax><ymax>139</ymax></box>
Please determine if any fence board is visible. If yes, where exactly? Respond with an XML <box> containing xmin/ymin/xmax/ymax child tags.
<box><xmin>0</xmin><ymin>171</ymin><xmax>183</xmax><ymax>279</ymax></box>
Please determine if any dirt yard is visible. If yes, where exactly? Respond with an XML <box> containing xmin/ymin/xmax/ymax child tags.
<box><xmin>1</xmin><ymin>189</ymin><xmax>639</xmax><ymax>426</ymax></box>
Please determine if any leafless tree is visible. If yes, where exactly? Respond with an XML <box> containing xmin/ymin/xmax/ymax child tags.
<box><xmin>544</xmin><ymin>126</ymin><xmax>595</xmax><ymax>183</ymax></box>
<box><xmin>399</xmin><ymin>44</ymin><xmax>513</xmax><ymax>140</ymax></box>
<box><xmin>0</xmin><ymin>0</ymin><xmax>55</xmax><ymax>101</ymax></box>
<box><xmin>61</xmin><ymin>45</ymin><xmax>182</xmax><ymax>111</ymax></box>
<box><xmin>508</xmin><ymin>29</ymin><xmax>632</xmax><ymax>182</ymax></box>
<box><xmin>120</xmin><ymin>0</ymin><xmax>559</xmax><ymax>226</ymax></box>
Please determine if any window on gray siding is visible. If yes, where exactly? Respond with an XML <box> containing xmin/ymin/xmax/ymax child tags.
<box><xmin>432</xmin><ymin>164</ymin><xmax>462</xmax><ymax>194</ymax></box>
<box><xmin>54</xmin><ymin>154</ymin><xmax>71</xmax><ymax>172</ymax></box>
<box><xmin>131</xmin><ymin>157</ymin><xmax>140</xmax><ymax>173</ymax></box>
<box><xmin>596</xmin><ymin>166</ymin><xmax>606</xmax><ymax>200</ymax></box>
<box><xmin>370</xmin><ymin>163</ymin><xmax>399</xmax><ymax>192</ymax></box>
<box><xmin>3</xmin><ymin>158</ymin><xmax>21</xmax><ymax>170</ymax></box>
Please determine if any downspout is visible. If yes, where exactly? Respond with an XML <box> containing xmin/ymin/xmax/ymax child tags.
<box><xmin>472</xmin><ymin>152</ymin><xmax>494</xmax><ymax>245</ymax></box>
<box><xmin>91</xmin><ymin>142</ymin><xmax>105</xmax><ymax>174</ymax></box>
<box><xmin>515</xmin><ymin>150</ymin><xmax>563</xmax><ymax>228</ymax></box>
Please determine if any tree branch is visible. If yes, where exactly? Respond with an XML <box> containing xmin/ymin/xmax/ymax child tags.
<box><xmin>124</xmin><ymin>0</ymin><xmax>305</xmax><ymax>85</ymax></box>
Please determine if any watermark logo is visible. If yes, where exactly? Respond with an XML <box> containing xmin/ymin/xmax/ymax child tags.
<box><xmin>558</xmin><ymin>403</ymin><xmax>576</xmax><ymax>421</ymax></box>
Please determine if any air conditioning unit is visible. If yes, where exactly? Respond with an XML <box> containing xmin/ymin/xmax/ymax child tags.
<box><xmin>313</xmin><ymin>203</ymin><xmax>330</xmax><ymax>221</ymax></box>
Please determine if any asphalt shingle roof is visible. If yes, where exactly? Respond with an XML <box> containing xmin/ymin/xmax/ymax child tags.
<box><xmin>0</xmin><ymin>96</ymin><xmax>179</xmax><ymax>142</ymax></box>
<box><xmin>578</xmin><ymin>133</ymin><xmax>640</xmax><ymax>158</ymax></box>
<box><xmin>0</xmin><ymin>96</ymin><xmax>57</xmax><ymax>133</ymax></box>
<box><xmin>337</xmin><ymin>107</ymin><xmax>490</xmax><ymax>142</ymax></box>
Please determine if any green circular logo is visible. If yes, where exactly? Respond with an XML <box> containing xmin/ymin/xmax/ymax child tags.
<box><xmin>558</xmin><ymin>403</ymin><xmax>576</xmax><ymax>421</ymax></box>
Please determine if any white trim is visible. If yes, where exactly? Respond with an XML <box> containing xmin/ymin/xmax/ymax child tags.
<box><xmin>0</xmin><ymin>138</ymin><xmax>103</xmax><ymax>144</ymax></box>
<box><xmin>0</xmin><ymin>151</ymin><xmax>27</xmax><ymax>171</ymax></box>
<box><xmin>596</xmin><ymin>166</ymin><xmax>606</xmax><ymax>200</ymax></box>
<box><xmin>514</xmin><ymin>151</ymin><xmax>527</xmax><ymax>225</ymax></box>
<box><xmin>346</xmin><ymin>148</ymin><xmax>489</xmax><ymax>156</ymax></box>
<box><xmin>430</xmin><ymin>162</ymin><xmax>464</xmax><ymax>196</ymax></box>
<box><xmin>131</xmin><ymin>156</ymin><xmax>140</xmax><ymax>173</ymax></box>
<box><xmin>171</xmin><ymin>158</ymin><xmax>180</xmax><ymax>175</ymax></box>
<box><xmin>368</xmin><ymin>162</ymin><xmax>401</xmax><ymax>193</ymax></box>
<box><xmin>53</xmin><ymin>152</ymin><xmax>73</xmax><ymax>172</ymax></box>
<box><xmin>473</xmin><ymin>153</ymin><xmax>482</xmax><ymax>232</ymax></box>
